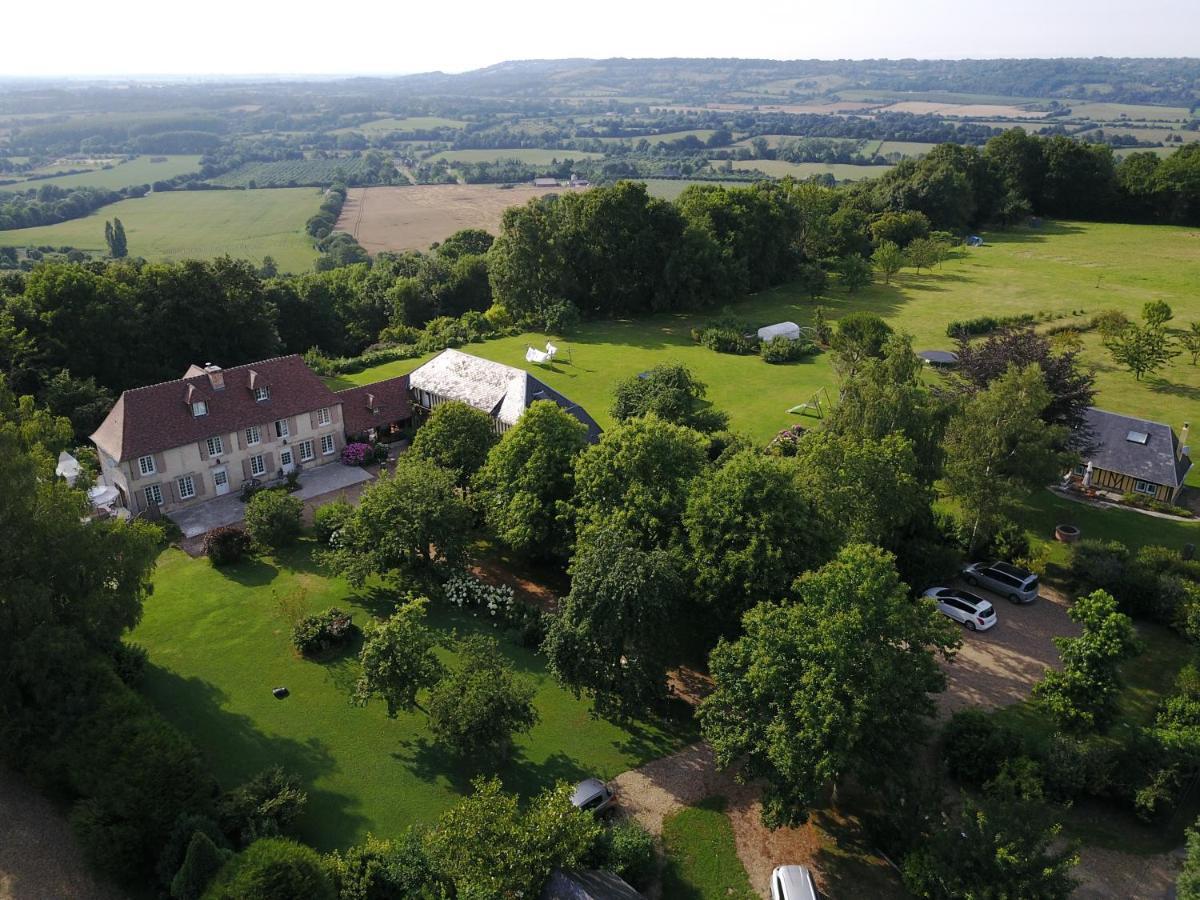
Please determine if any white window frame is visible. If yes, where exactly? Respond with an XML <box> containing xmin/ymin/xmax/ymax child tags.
<box><xmin>245</xmin><ymin>425</ymin><xmax>261</xmax><ymax>446</ymax></box>
<box><xmin>274</xmin><ymin>418</ymin><xmax>289</xmax><ymax>439</ymax></box>
<box><xmin>298</xmin><ymin>439</ymin><xmax>315</xmax><ymax>463</ymax></box>
<box><xmin>321</xmin><ymin>434</ymin><xmax>336</xmax><ymax>455</ymax></box>
<box><xmin>177</xmin><ymin>475</ymin><xmax>195</xmax><ymax>500</ymax></box>
<box><xmin>207</xmin><ymin>435</ymin><xmax>224</xmax><ymax>457</ymax></box>
<box><xmin>254</xmin><ymin>386</ymin><xmax>270</xmax><ymax>402</ymax></box>
<box><xmin>250</xmin><ymin>454</ymin><xmax>266</xmax><ymax>477</ymax></box>
<box><xmin>138</xmin><ymin>454</ymin><xmax>156</xmax><ymax>476</ymax></box>
<box><xmin>1133</xmin><ymin>479</ymin><xmax>1157</xmax><ymax>496</ymax></box>
<box><xmin>144</xmin><ymin>484</ymin><xmax>163</xmax><ymax>507</ymax></box>
<box><xmin>317</xmin><ymin>407</ymin><xmax>331</xmax><ymax>426</ymax></box>
<box><xmin>192</xmin><ymin>400</ymin><xmax>208</xmax><ymax>417</ymax></box>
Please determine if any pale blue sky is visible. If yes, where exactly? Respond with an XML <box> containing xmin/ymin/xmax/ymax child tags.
<box><xmin>3</xmin><ymin>0</ymin><xmax>1196</xmax><ymax>76</ymax></box>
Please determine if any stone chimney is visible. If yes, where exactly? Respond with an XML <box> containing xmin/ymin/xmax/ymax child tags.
<box><xmin>204</xmin><ymin>363</ymin><xmax>225</xmax><ymax>391</ymax></box>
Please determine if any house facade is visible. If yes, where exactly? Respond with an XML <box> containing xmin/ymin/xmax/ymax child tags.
<box><xmin>91</xmin><ymin>355</ymin><xmax>348</xmax><ymax>516</ymax></box>
<box><xmin>408</xmin><ymin>348</ymin><xmax>602</xmax><ymax>442</ymax></box>
<box><xmin>1073</xmin><ymin>407</ymin><xmax>1191</xmax><ymax>504</ymax></box>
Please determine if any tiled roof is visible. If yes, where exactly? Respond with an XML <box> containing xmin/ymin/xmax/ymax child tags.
<box><xmin>1084</xmin><ymin>407</ymin><xmax>1191</xmax><ymax>487</ymax></box>
<box><xmin>336</xmin><ymin>375</ymin><xmax>412</xmax><ymax>437</ymax></box>
<box><xmin>91</xmin><ymin>355</ymin><xmax>339</xmax><ymax>462</ymax></box>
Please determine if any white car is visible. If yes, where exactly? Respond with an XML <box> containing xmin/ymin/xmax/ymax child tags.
<box><xmin>923</xmin><ymin>587</ymin><xmax>997</xmax><ymax>632</ymax></box>
<box><xmin>770</xmin><ymin>865</ymin><xmax>818</xmax><ymax>900</ymax></box>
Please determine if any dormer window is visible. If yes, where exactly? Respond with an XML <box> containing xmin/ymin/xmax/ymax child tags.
<box><xmin>255</xmin><ymin>386</ymin><xmax>270</xmax><ymax>402</ymax></box>
<box><xmin>192</xmin><ymin>400</ymin><xmax>208</xmax><ymax>417</ymax></box>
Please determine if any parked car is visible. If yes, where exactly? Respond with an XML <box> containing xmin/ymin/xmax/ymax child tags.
<box><xmin>962</xmin><ymin>561</ymin><xmax>1039</xmax><ymax>604</ymax></box>
<box><xmin>770</xmin><ymin>865</ymin><xmax>819</xmax><ymax>900</ymax></box>
<box><xmin>570</xmin><ymin>778</ymin><xmax>615</xmax><ymax>817</ymax></box>
<box><xmin>923</xmin><ymin>587</ymin><xmax>997</xmax><ymax>632</ymax></box>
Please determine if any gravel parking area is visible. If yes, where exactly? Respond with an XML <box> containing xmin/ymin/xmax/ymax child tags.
<box><xmin>936</xmin><ymin>581</ymin><xmax>1081</xmax><ymax>716</ymax></box>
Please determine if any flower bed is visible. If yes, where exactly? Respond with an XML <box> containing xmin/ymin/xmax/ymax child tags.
<box><xmin>444</xmin><ymin>573</ymin><xmax>516</xmax><ymax>618</ymax></box>
<box><xmin>341</xmin><ymin>442</ymin><xmax>373</xmax><ymax>466</ymax></box>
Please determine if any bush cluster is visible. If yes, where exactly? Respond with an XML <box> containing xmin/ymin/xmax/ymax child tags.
<box><xmin>291</xmin><ymin>607</ymin><xmax>355</xmax><ymax>656</ymax></box>
<box><xmin>760</xmin><ymin>335</ymin><xmax>819</xmax><ymax>363</ymax></box>
<box><xmin>1071</xmin><ymin>539</ymin><xmax>1200</xmax><ymax>629</ymax></box>
<box><xmin>204</xmin><ymin>526</ymin><xmax>252</xmax><ymax>566</ymax></box>
<box><xmin>313</xmin><ymin>499</ymin><xmax>354</xmax><ymax>545</ymax></box>
<box><xmin>692</xmin><ymin>314</ymin><xmax>758</xmax><ymax>354</ymax></box>
<box><xmin>945</xmin><ymin>312</ymin><xmax>1036</xmax><ymax>337</ymax></box>
<box><xmin>244</xmin><ymin>490</ymin><xmax>303</xmax><ymax>550</ymax></box>
<box><xmin>340</xmin><ymin>442</ymin><xmax>374</xmax><ymax>466</ymax></box>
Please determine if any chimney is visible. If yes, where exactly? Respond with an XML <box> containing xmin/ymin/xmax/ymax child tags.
<box><xmin>204</xmin><ymin>363</ymin><xmax>225</xmax><ymax>391</ymax></box>
<box><xmin>366</xmin><ymin>392</ymin><xmax>378</xmax><ymax>413</ymax></box>
<box><xmin>1181</xmin><ymin>423</ymin><xmax>1191</xmax><ymax>460</ymax></box>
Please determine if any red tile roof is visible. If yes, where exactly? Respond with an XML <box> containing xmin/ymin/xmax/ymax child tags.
<box><xmin>336</xmin><ymin>376</ymin><xmax>412</xmax><ymax>438</ymax></box>
<box><xmin>91</xmin><ymin>355</ymin><xmax>340</xmax><ymax>462</ymax></box>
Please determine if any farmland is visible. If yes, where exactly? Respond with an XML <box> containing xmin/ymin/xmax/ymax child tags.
<box><xmin>334</xmin><ymin>116</ymin><xmax>468</xmax><ymax>134</ymax></box>
<box><xmin>428</xmin><ymin>148</ymin><xmax>605</xmax><ymax>165</ymax></box>
<box><xmin>0</xmin><ymin>188</ymin><xmax>322</xmax><ymax>272</ymax></box>
<box><xmin>212</xmin><ymin>157</ymin><xmax>382</xmax><ymax>187</ymax></box>
<box><xmin>720</xmin><ymin>158</ymin><xmax>894</xmax><ymax>180</ymax></box>
<box><xmin>0</xmin><ymin>154</ymin><xmax>203</xmax><ymax>192</ymax></box>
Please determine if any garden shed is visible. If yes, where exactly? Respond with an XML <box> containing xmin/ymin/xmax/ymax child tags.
<box><xmin>757</xmin><ymin>321</ymin><xmax>801</xmax><ymax>342</ymax></box>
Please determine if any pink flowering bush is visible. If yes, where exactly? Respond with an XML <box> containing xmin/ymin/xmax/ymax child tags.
<box><xmin>341</xmin><ymin>442</ymin><xmax>372</xmax><ymax>466</ymax></box>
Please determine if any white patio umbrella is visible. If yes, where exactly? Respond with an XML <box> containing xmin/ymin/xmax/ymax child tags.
<box><xmin>1083</xmin><ymin>460</ymin><xmax>1093</xmax><ymax>488</ymax></box>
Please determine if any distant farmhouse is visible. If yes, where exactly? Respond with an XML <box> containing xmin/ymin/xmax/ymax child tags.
<box><xmin>1071</xmin><ymin>408</ymin><xmax>1191</xmax><ymax>504</ymax></box>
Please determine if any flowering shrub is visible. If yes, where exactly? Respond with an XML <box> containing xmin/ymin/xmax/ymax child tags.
<box><xmin>444</xmin><ymin>574</ymin><xmax>516</xmax><ymax>619</ymax></box>
<box><xmin>292</xmin><ymin>607</ymin><xmax>354</xmax><ymax>656</ymax></box>
<box><xmin>341</xmin><ymin>442</ymin><xmax>373</xmax><ymax>466</ymax></box>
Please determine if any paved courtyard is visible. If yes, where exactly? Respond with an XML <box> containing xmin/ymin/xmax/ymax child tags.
<box><xmin>170</xmin><ymin>462</ymin><xmax>373</xmax><ymax>538</ymax></box>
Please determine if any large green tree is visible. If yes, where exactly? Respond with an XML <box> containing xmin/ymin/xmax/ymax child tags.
<box><xmin>698</xmin><ymin>544</ymin><xmax>958</xmax><ymax>827</ymax></box>
<box><xmin>409</xmin><ymin>400</ymin><xmax>496</xmax><ymax>488</ymax></box>
<box><xmin>610</xmin><ymin>362</ymin><xmax>726</xmax><ymax>432</ymax></box>
<box><xmin>1105</xmin><ymin>317</ymin><xmax>1179</xmax><ymax>381</ymax></box>
<box><xmin>829</xmin><ymin>311</ymin><xmax>893</xmax><ymax>381</ymax></box>
<box><xmin>473</xmin><ymin>400</ymin><xmax>589</xmax><ymax>559</ymax></box>
<box><xmin>354</xmin><ymin>596</ymin><xmax>446</xmax><ymax>717</ymax></box>
<box><xmin>544</xmin><ymin>522</ymin><xmax>686</xmax><ymax>715</ymax></box>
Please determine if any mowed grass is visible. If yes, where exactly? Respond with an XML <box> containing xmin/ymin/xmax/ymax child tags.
<box><xmin>429</xmin><ymin>148</ymin><xmax>605</xmax><ymax>165</ymax></box>
<box><xmin>0</xmin><ymin>155</ymin><xmax>202</xmax><ymax>192</ymax></box>
<box><xmin>132</xmin><ymin>544</ymin><xmax>692</xmax><ymax>851</ymax></box>
<box><xmin>0</xmin><ymin>188</ymin><xmax>321</xmax><ymax>272</ymax></box>
<box><xmin>660</xmin><ymin>798</ymin><xmax>756</xmax><ymax>900</ymax></box>
<box><xmin>719</xmin><ymin>158</ymin><xmax>893</xmax><ymax>181</ymax></box>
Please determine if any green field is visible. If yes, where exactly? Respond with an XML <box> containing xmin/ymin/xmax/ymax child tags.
<box><xmin>719</xmin><ymin>159</ymin><xmax>893</xmax><ymax>181</ymax></box>
<box><xmin>132</xmin><ymin>544</ymin><xmax>692</xmax><ymax>850</ymax></box>
<box><xmin>429</xmin><ymin>148</ymin><xmax>605</xmax><ymax>165</ymax></box>
<box><xmin>640</xmin><ymin>178</ymin><xmax>755</xmax><ymax>200</ymax></box>
<box><xmin>334</xmin><ymin>116</ymin><xmax>468</xmax><ymax>134</ymax></box>
<box><xmin>660</xmin><ymin>798</ymin><xmax>756</xmax><ymax>900</ymax></box>
<box><xmin>872</xmin><ymin>140</ymin><xmax>939</xmax><ymax>158</ymax></box>
<box><xmin>0</xmin><ymin>155</ymin><xmax>202</xmax><ymax>192</ymax></box>
<box><xmin>212</xmin><ymin>158</ymin><xmax>378</xmax><ymax>187</ymax></box>
<box><xmin>1064</xmin><ymin>102</ymin><xmax>1195</xmax><ymax>122</ymax></box>
<box><xmin>0</xmin><ymin>188</ymin><xmax>321</xmax><ymax>272</ymax></box>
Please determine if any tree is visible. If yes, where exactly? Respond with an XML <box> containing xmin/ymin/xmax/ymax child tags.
<box><xmin>1033</xmin><ymin>589</ymin><xmax>1140</xmax><ymax>732</ymax></box>
<box><xmin>473</xmin><ymin>401</ymin><xmax>588</xmax><ymax>560</ymax></box>
<box><xmin>610</xmin><ymin>362</ymin><xmax>726</xmax><ymax>431</ymax></box>
<box><xmin>572</xmin><ymin>416</ymin><xmax>708</xmax><ymax>551</ymax></box>
<box><xmin>905</xmin><ymin>237</ymin><xmax>941</xmax><ymax>273</ymax></box>
<box><xmin>325</xmin><ymin>831</ymin><xmax>448</xmax><ymax>900</ymax></box>
<box><xmin>698</xmin><ymin>544</ymin><xmax>958</xmax><ymax>827</ymax></box>
<box><xmin>838</xmin><ymin>253</ymin><xmax>872</xmax><ymax>292</ymax></box>
<box><xmin>1144</xmin><ymin>299</ymin><xmax>1174</xmax><ymax>328</ymax></box>
<box><xmin>104</xmin><ymin>218</ymin><xmax>128</xmax><ymax>258</ymax></box>
<box><xmin>202</xmin><ymin>838</ymin><xmax>335</xmax><ymax>900</ymax></box>
<box><xmin>1181</xmin><ymin>323</ymin><xmax>1200</xmax><ymax>366</ymax></box>
<box><xmin>1105</xmin><ymin>320</ymin><xmax>1178</xmax><ymax>381</ymax></box>
<box><xmin>171</xmin><ymin>832</ymin><xmax>230</xmax><ymax>900</ymax></box>
<box><xmin>323</xmin><ymin>457</ymin><xmax>472</xmax><ymax>584</ymax></box>
<box><xmin>684</xmin><ymin>450</ymin><xmax>831</xmax><ymax>625</ymax></box>
<box><xmin>954</xmin><ymin>326</ymin><xmax>1096</xmax><ymax>449</ymax></box>
<box><xmin>409</xmin><ymin>400</ymin><xmax>496</xmax><ymax>488</ymax></box>
<box><xmin>544</xmin><ymin>522</ymin><xmax>685</xmax><ymax>715</ymax></box>
<box><xmin>217</xmin><ymin>767</ymin><xmax>307</xmax><ymax>847</ymax></box>
<box><xmin>427</xmin><ymin>634</ymin><xmax>538</xmax><ymax>762</ymax></box>
<box><xmin>243</xmin><ymin>490</ymin><xmax>302</xmax><ymax>550</ymax></box>
<box><xmin>941</xmin><ymin>364</ymin><xmax>1067</xmax><ymax>550</ymax></box>
<box><xmin>902</xmin><ymin>793</ymin><xmax>1078</xmax><ymax>899</ymax></box>
<box><xmin>871</xmin><ymin>240</ymin><xmax>904</xmax><ymax>284</ymax></box>
<box><xmin>1180</xmin><ymin>817</ymin><xmax>1200</xmax><ymax>900</ymax></box>
<box><xmin>791</xmin><ymin>430</ymin><xmax>927</xmax><ymax>550</ymax></box>
<box><xmin>424</xmin><ymin>777</ymin><xmax>600</xmax><ymax>900</ymax></box>
<box><xmin>355</xmin><ymin>596</ymin><xmax>445</xmax><ymax>717</ymax></box>
<box><xmin>829</xmin><ymin>312</ymin><xmax>893</xmax><ymax>381</ymax></box>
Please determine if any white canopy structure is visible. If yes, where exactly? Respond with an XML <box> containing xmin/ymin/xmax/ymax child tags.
<box><xmin>524</xmin><ymin>342</ymin><xmax>559</xmax><ymax>365</ymax></box>
<box><xmin>88</xmin><ymin>484</ymin><xmax>120</xmax><ymax>508</ymax></box>
<box><xmin>757</xmin><ymin>321</ymin><xmax>802</xmax><ymax>342</ymax></box>
<box><xmin>56</xmin><ymin>450</ymin><xmax>82</xmax><ymax>485</ymax></box>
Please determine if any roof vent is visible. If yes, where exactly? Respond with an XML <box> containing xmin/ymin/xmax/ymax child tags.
<box><xmin>204</xmin><ymin>363</ymin><xmax>225</xmax><ymax>391</ymax></box>
<box><xmin>1126</xmin><ymin>430</ymin><xmax>1150</xmax><ymax>445</ymax></box>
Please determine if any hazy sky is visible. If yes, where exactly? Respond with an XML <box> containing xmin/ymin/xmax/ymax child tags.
<box><xmin>3</xmin><ymin>0</ymin><xmax>1196</xmax><ymax>76</ymax></box>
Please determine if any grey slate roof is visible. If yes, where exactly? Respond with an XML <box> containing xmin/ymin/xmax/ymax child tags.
<box><xmin>1083</xmin><ymin>407</ymin><xmax>1191</xmax><ymax>487</ymax></box>
<box><xmin>541</xmin><ymin>870</ymin><xmax>644</xmax><ymax>900</ymax></box>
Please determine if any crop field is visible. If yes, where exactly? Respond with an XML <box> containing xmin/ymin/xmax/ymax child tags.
<box><xmin>870</xmin><ymin>140</ymin><xmax>939</xmax><ymax>158</ymax></box>
<box><xmin>212</xmin><ymin>157</ymin><xmax>379</xmax><ymax>188</ymax></box>
<box><xmin>880</xmin><ymin>100</ymin><xmax>1045</xmax><ymax>118</ymax></box>
<box><xmin>720</xmin><ymin>159</ymin><xmax>893</xmax><ymax>181</ymax></box>
<box><xmin>600</xmin><ymin>129</ymin><xmax>719</xmax><ymax>144</ymax></box>
<box><xmin>428</xmin><ymin>148</ymin><xmax>605</xmax><ymax>165</ymax></box>
<box><xmin>1065</xmin><ymin>102</ymin><xmax>1195</xmax><ymax>122</ymax></box>
<box><xmin>333</xmin><ymin>116</ymin><xmax>468</xmax><ymax>134</ymax></box>
<box><xmin>337</xmin><ymin>184</ymin><xmax>585</xmax><ymax>253</ymax></box>
<box><xmin>639</xmin><ymin>179</ymin><xmax>754</xmax><ymax>200</ymax></box>
<box><xmin>0</xmin><ymin>188</ymin><xmax>322</xmax><ymax>272</ymax></box>
<box><xmin>0</xmin><ymin>154</ymin><xmax>203</xmax><ymax>192</ymax></box>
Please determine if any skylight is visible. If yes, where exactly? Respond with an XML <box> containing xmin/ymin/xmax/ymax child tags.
<box><xmin>1127</xmin><ymin>431</ymin><xmax>1150</xmax><ymax>444</ymax></box>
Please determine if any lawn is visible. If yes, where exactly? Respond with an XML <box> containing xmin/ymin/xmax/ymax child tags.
<box><xmin>340</xmin><ymin>220</ymin><xmax>1200</xmax><ymax>450</ymax></box>
<box><xmin>0</xmin><ymin>188</ymin><xmax>322</xmax><ymax>272</ymax></box>
<box><xmin>660</xmin><ymin>798</ymin><xmax>756</xmax><ymax>900</ymax></box>
<box><xmin>131</xmin><ymin>543</ymin><xmax>693</xmax><ymax>851</ymax></box>
<box><xmin>0</xmin><ymin>155</ymin><xmax>203</xmax><ymax>192</ymax></box>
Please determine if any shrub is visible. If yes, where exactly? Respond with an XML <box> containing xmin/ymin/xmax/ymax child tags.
<box><xmin>172</xmin><ymin>831</ymin><xmax>230</xmax><ymax>900</ymax></box>
<box><xmin>591</xmin><ymin>821</ymin><xmax>656</xmax><ymax>889</ymax></box>
<box><xmin>217</xmin><ymin>768</ymin><xmax>307</xmax><ymax>848</ymax></box>
<box><xmin>202</xmin><ymin>838</ymin><xmax>334</xmax><ymax>900</ymax></box>
<box><xmin>291</xmin><ymin>607</ymin><xmax>354</xmax><ymax>656</ymax></box>
<box><xmin>942</xmin><ymin>709</ymin><xmax>1024</xmax><ymax>786</ymax></box>
<box><xmin>110</xmin><ymin>641</ymin><xmax>149</xmax><ymax>687</ymax></box>
<box><xmin>760</xmin><ymin>335</ymin><xmax>817</xmax><ymax>363</ymax></box>
<box><xmin>158</xmin><ymin>814</ymin><xmax>228</xmax><ymax>891</ymax></box>
<box><xmin>340</xmin><ymin>442</ymin><xmax>373</xmax><ymax>467</ymax></box>
<box><xmin>313</xmin><ymin>499</ymin><xmax>353</xmax><ymax>545</ymax></box>
<box><xmin>443</xmin><ymin>573</ymin><xmax>517</xmax><ymax>620</ymax></box>
<box><xmin>765</xmin><ymin>423</ymin><xmax>806</xmax><ymax>457</ymax></box>
<box><xmin>204</xmin><ymin>526</ymin><xmax>252</xmax><ymax>566</ymax></box>
<box><xmin>540</xmin><ymin>299</ymin><xmax>581</xmax><ymax>335</ymax></box>
<box><xmin>1092</xmin><ymin>308</ymin><xmax>1131</xmax><ymax>339</ymax></box>
<box><xmin>324</xmin><ymin>832</ymin><xmax>447</xmax><ymax>900</ymax></box>
<box><xmin>945</xmin><ymin>313</ymin><xmax>1036</xmax><ymax>338</ymax></box>
<box><xmin>984</xmin><ymin>518</ymin><xmax>1030</xmax><ymax>563</ymax></box>
<box><xmin>243</xmin><ymin>491</ymin><xmax>302</xmax><ymax>550</ymax></box>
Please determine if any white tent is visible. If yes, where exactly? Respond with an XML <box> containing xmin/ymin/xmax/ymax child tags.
<box><xmin>757</xmin><ymin>321</ymin><xmax>802</xmax><ymax>342</ymax></box>
<box><xmin>88</xmin><ymin>484</ymin><xmax>119</xmax><ymax>508</ymax></box>
<box><xmin>56</xmin><ymin>450</ymin><xmax>82</xmax><ymax>485</ymax></box>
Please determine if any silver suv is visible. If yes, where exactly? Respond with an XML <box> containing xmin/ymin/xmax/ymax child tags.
<box><xmin>962</xmin><ymin>561</ymin><xmax>1039</xmax><ymax>604</ymax></box>
<box><xmin>570</xmin><ymin>778</ymin><xmax>615</xmax><ymax>817</ymax></box>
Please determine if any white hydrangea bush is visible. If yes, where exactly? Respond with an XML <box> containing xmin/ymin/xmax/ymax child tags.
<box><xmin>443</xmin><ymin>573</ymin><xmax>516</xmax><ymax>618</ymax></box>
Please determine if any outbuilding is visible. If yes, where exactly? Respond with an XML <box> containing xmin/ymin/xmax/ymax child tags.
<box><xmin>757</xmin><ymin>321</ymin><xmax>802</xmax><ymax>342</ymax></box>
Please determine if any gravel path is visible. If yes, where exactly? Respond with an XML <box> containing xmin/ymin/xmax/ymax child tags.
<box><xmin>0</xmin><ymin>768</ymin><xmax>127</xmax><ymax>900</ymax></box>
